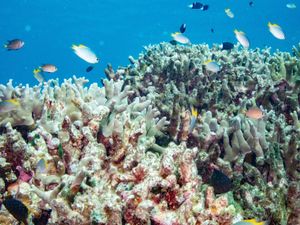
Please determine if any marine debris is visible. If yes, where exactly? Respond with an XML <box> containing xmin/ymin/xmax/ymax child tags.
<box><xmin>0</xmin><ymin>42</ymin><xmax>299</xmax><ymax>225</ymax></box>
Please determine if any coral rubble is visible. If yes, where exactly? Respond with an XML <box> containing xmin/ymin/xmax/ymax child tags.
<box><xmin>0</xmin><ymin>42</ymin><xmax>299</xmax><ymax>225</ymax></box>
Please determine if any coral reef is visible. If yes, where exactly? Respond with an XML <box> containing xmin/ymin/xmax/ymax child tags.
<box><xmin>0</xmin><ymin>76</ymin><xmax>236</xmax><ymax>224</ymax></box>
<box><xmin>0</xmin><ymin>42</ymin><xmax>300</xmax><ymax>225</ymax></box>
<box><xmin>116</xmin><ymin>43</ymin><xmax>300</xmax><ymax>224</ymax></box>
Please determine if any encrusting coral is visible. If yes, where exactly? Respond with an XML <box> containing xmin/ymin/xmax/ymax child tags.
<box><xmin>0</xmin><ymin>42</ymin><xmax>299</xmax><ymax>225</ymax></box>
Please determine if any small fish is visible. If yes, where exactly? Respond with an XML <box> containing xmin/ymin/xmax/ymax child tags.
<box><xmin>33</xmin><ymin>64</ymin><xmax>57</xmax><ymax>82</ymax></box>
<box><xmin>211</xmin><ymin>28</ymin><xmax>214</xmax><ymax>33</ymax></box>
<box><xmin>204</xmin><ymin>60</ymin><xmax>221</xmax><ymax>73</ymax></box>
<box><xmin>234</xmin><ymin>29</ymin><xmax>250</xmax><ymax>48</ymax></box>
<box><xmin>268</xmin><ymin>22</ymin><xmax>285</xmax><ymax>40</ymax></box>
<box><xmin>0</xmin><ymin>99</ymin><xmax>20</xmax><ymax>113</ymax></box>
<box><xmin>171</xmin><ymin>32</ymin><xmax>191</xmax><ymax>45</ymax></box>
<box><xmin>36</xmin><ymin>158</ymin><xmax>48</xmax><ymax>175</ymax></box>
<box><xmin>3</xmin><ymin>198</ymin><xmax>29</xmax><ymax>225</ymax></box>
<box><xmin>225</xmin><ymin>8</ymin><xmax>234</xmax><ymax>18</ymax></box>
<box><xmin>188</xmin><ymin>2</ymin><xmax>209</xmax><ymax>10</ymax></box>
<box><xmin>286</xmin><ymin>3</ymin><xmax>296</xmax><ymax>9</ymax></box>
<box><xmin>40</xmin><ymin>64</ymin><xmax>58</xmax><ymax>73</ymax></box>
<box><xmin>220</xmin><ymin>42</ymin><xmax>234</xmax><ymax>50</ymax></box>
<box><xmin>72</xmin><ymin>44</ymin><xmax>99</xmax><ymax>64</ymax></box>
<box><xmin>33</xmin><ymin>209</ymin><xmax>52</xmax><ymax>225</ymax></box>
<box><xmin>4</xmin><ymin>39</ymin><xmax>24</xmax><ymax>50</ymax></box>
<box><xmin>180</xmin><ymin>23</ymin><xmax>187</xmax><ymax>33</ymax></box>
<box><xmin>189</xmin><ymin>106</ymin><xmax>198</xmax><ymax>133</ymax></box>
<box><xmin>245</xmin><ymin>107</ymin><xmax>263</xmax><ymax>119</ymax></box>
<box><xmin>86</xmin><ymin>65</ymin><xmax>94</xmax><ymax>72</ymax></box>
<box><xmin>249</xmin><ymin>1</ymin><xmax>254</xmax><ymax>7</ymax></box>
<box><xmin>210</xmin><ymin>169</ymin><xmax>232</xmax><ymax>194</ymax></box>
<box><xmin>233</xmin><ymin>219</ymin><xmax>266</xmax><ymax>225</ymax></box>
<box><xmin>33</xmin><ymin>69</ymin><xmax>45</xmax><ymax>83</ymax></box>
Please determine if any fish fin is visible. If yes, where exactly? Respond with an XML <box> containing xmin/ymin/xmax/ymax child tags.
<box><xmin>268</xmin><ymin>22</ymin><xmax>279</xmax><ymax>27</ymax></box>
<box><xmin>234</xmin><ymin>29</ymin><xmax>244</xmax><ymax>35</ymax></box>
<box><xmin>171</xmin><ymin>32</ymin><xmax>180</xmax><ymax>37</ymax></box>
<box><xmin>3</xmin><ymin>44</ymin><xmax>7</xmax><ymax>48</ymax></box>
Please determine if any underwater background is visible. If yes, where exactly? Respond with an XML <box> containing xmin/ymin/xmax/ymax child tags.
<box><xmin>1</xmin><ymin>1</ymin><xmax>300</xmax><ymax>225</ymax></box>
<box><xmin>0</xmin><ymin>0</ymin><xmax>299</xmax><ymax>85</ymax></box>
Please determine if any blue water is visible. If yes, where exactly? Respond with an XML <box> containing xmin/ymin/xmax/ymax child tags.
<box><xmin>0</xmin><ymin>0</ymin><xmax>299</xmax><ymax>85</ymax></box>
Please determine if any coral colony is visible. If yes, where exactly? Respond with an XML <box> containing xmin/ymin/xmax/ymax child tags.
<box><xmin>0</xmin><ymin>43</ymin><xmax>300</xmax><ymax>225</ymax></box>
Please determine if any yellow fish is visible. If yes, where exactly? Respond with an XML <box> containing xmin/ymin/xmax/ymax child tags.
<box><xmin>233</xmin><ymin>219</ymin><xmax>267</xmax><ymax>225</ymax></box>
<box><xmin>72</xmin><ymin>44</ymin><xmax>99</xmax><ymax>64</ymax></box>
<box><xmin>171</xmin><ymin>32</ymin><xmax>191</xmax><ymax>45</ymax></box>
<box><xmin>33</xmin><ymin>68</ymin><xmax>45</xmax><ymax>83</ymax></box>
<box><xmin>204</xmin><ymin>60</ymin><xmax>221</xmax><ymax>73</ymax></box>
<box><xmin>0</xmin><ymin>99</ymin><xmax>20</xmax><ymax>113</ymax></box>
<box><xmin>234</xmin><ymin>29</ymin><xmax>250</xmax><ymax>48</ymax></box>
<box><xmin>189</xmin><ymin>106</ymin><xmax>198</xmax><ymax>133</ymax></box>
<box><xmin>268</xmin><ymin>22</ymin><xmax>285</xmax><ymax>40</ymax></box>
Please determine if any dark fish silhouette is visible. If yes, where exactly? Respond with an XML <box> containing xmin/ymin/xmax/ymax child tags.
<box><xmin>3</xmin><ymin>198</ymin><xmax>29</xmax><ymax>224</ymax></box>
<box><xmin>4</xmin><ymin>39</ymin><xmax>25</xmax><ymax>50</ymax></box>
<box><xmin>211</xmin><ymin>28</ymin><xmax>214</xmax><ymax>33</ymax></box>
<box><xmin>180</xmin><ymin>24</ymin><xmax>187</xmax><ymax>33</ymax></box>
<box><xmin>221</xmin><ymin>42</ymin><xmax>234</xmax><ymax>50</ymax></box>
<box><xmin>86</xmin><ymin>65</ymin><xmax>94</xmax><ymax>72</ymax></box>
<box><xmin>169</xmin><ymin>40</ymin><xmax>177</xmax><ymax>45</ymax></box>
<box><xmin>202</xmin><ymin>4</ymin><xmax>209</xmax><ymax>11</ymax></box>
<box><xmin>249</xmin><ymin>1</ymin><xmax>254</xmax><ymax>7</ymax></box>
<box><xmin>189</xmin><ymin>2</ymin><xmax>209</xmax><ymax>11</ymax></box>
<box><xmin>210</xmin><ymin>169</ymin><xmax>232</xmax><ymax>194</ymax></box>
<box><xmin>33</xmin><ymin>209</ymin><xmax>52</xmax><ymax>225</ymax></box>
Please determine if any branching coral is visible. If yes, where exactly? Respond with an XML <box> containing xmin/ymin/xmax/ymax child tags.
<box><xmin>114</xmin><ymin>42</ymin><xmax>300</xmax><ymax>224</ymax></box>
<box><xmin>1</xmin><ymin>43</ymin><xmax>300</xmax><ymax>224</ymax></box>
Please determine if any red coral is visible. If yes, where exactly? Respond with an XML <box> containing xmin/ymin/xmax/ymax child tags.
<box><xmin>132</xmin><ymin>165</ymin><xmax>147</xmax><ymax>183</ymax></box>
<box><xmin>164</xmin><ymin>189</ymin><xmax>181</xmax><ymax>210</ymax></box>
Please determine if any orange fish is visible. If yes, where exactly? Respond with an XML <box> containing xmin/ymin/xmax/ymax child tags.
<box><xmin>245</xmin><ymin>107</ymin><xmax>263</xmax><ymax>119</ymax></box>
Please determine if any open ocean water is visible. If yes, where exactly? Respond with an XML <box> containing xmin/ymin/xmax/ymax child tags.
<box><xmin>0</xmin><ymin>0</ymin><xmax>299</xmax><ymax>85</ymax></box>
